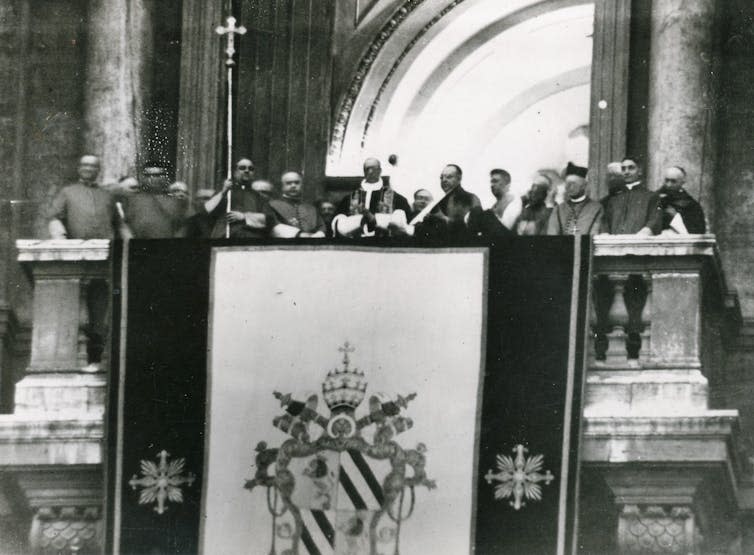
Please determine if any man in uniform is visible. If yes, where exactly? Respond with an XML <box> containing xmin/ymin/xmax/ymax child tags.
<box><xmin>332</xmin><ymin>157</ymin><xmax>411</xmax><ymax>237</ymax></box>
<box><xmin>269</xmin><ymin>171</ymin><xmax>326</xmax><ymax>237</ymax></box>
<box><xmin>547</xmin><ymin>163</ymin><xmax>603</xmax><ymax>235</ymax></box>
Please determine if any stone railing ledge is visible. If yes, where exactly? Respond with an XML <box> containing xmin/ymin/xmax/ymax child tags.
<box><xmin>593</xmin><ymin>233</ymin><xmax>718</xmax><ymax>257</ymax></box>
<box><xmin>16</xmin><ymin>239</ymin><xmax>111</xmax><ymax>263</ymax></box>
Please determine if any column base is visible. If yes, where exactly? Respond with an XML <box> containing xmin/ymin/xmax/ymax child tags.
<box><xmin>14</xmin><ymin>373</ymin><xmax>106</xmax><ymax>416</ymax></box>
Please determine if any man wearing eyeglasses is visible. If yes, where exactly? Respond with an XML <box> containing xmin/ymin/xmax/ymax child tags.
<box><xmin>206</xmin><ymin>158</ymin><xmax>277</xmax><ymax>238</ymax></box>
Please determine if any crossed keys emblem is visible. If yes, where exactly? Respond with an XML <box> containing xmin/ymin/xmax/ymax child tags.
<box><xmin>485</xmin><ymin>444</ymin><xmax>555</xmax><ymax>510</ymax></box>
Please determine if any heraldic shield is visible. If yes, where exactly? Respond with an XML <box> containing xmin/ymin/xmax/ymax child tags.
<box><xmin>245</xmin><ymin>342</ymin><xmax>436</xmax><ymax>555</ymax></box>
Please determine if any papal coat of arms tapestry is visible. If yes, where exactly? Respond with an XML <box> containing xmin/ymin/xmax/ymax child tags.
<box><xmin>107</xmin><ymin>238</ymin><xmax>589</xmax><ymax>555</ymax></box>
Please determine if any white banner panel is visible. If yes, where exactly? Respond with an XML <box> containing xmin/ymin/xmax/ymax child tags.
<box><xmin>201</xmin><ymin>247</ymin><xmax>486</xmax><ymax>555</ymax></box>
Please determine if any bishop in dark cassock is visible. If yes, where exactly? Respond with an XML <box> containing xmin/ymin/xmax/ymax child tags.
<box><xmin>547</xmin><ymin>163</ymin><xmax>603</xmax><ymax>235</ymax></box>
<box><xmin>269</xmin><ymin>171</ymin><xmax>326</xmax><ymax>237</ymax></box>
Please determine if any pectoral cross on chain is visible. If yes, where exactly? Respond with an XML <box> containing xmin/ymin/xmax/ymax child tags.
<box><xmin>216</xmin><ymin>16</ymin><xmax>247</xmax><ymax>67</ymax></box>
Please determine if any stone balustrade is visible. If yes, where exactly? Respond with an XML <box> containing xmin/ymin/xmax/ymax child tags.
<box><xmin>582</xmin><ymin>234</ymin><xmax>746</xmax><ymax>554</ymax></box>
<box><xmin>0</xmin><ymin>237</ymin><xmax>747</xmax><ymax>554</ymax></box>
<box><xmin>0</xmin><ymin>240</ymin><xmax>108</xmax><ymax>554</ymax></box>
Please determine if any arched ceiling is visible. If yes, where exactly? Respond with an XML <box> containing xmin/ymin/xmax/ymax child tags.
<box><xmin>328</xmin><ymin>0</ymin><xmax>595</xmax><ymax>203</ymax></box>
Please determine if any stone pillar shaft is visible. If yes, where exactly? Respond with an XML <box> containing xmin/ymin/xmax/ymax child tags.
<box><xmin>647</xmin><ymin>0</ymin><xmax>718</xmax><ymax>227</ymax></box>
<box><xmin>84</xmin><ymin>0</ymin><xmax>153</xmax><ymax>183</ymax></box>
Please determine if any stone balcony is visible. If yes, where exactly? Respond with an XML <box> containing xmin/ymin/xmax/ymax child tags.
<box><xmin>581</xmin><ymin>235</ymin><xmax>746</xmax><ymax>554</ymax></box>
<box><xmin>0</xmin><ymin>236</ymin><xmax>748</xmax><ymax>554</ymax></box>
<box><xmin>0</xmin><ymin>240</ymin><xmax>108</xmax><ymax>555</ymax></box>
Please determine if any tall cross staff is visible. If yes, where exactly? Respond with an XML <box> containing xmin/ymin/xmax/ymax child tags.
<box><xmin>216</xmin><ymin>16</ymin><xmax>247</xmax><ymax>238</ymax></box>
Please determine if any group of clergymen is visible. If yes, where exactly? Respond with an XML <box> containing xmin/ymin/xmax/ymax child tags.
<box><xmin>48</xmin><ymin>153</ymin><xmax>706</xmax><ymax>242</ymax></box>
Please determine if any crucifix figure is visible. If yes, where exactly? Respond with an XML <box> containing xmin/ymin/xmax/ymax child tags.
<box><xmin>216</xmin><ymin>16</ymin><xmax>247</xmax><ymax>237</ymax></box>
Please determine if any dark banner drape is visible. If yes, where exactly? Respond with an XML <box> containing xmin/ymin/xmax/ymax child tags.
<box><xmin>107</xmin><ymin>237</ymin><xmax>590</xmax><ymax>555</ymax></box>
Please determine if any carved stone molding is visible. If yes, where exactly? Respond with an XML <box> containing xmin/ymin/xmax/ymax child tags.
<box><xmin>618</xmin><ymin>504</ymin><xmax>696</xmax><ymax>554</ymax></box>
<box><xmin>29</xmin><ymin>506</ymin><xmax>102</xmax><ymax>555</ymax></box>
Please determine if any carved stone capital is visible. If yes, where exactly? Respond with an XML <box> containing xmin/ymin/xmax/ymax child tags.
<box><xmin>618</xmin><ymin>504</ymin><xmax>697</xmax><ymax>554</ymax></box>
<box><xmin>29</xmin><ymin>506</ymin><xmax>102</xmax><ymax>555</ymax></box>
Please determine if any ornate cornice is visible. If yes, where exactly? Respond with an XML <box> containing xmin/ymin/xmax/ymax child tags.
<box><xmin>329</xmin><ymin>0</ymin><xmax>467</xmax><ymax>163</ymax></box>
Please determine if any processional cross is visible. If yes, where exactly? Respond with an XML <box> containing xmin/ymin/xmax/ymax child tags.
<box><xmin>216</xmin><ymin>16</ymin><xmax>247</xmax><ymax>237</ymax></box>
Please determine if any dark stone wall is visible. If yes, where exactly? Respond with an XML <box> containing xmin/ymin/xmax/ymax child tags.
<box><xmin>718</xmin><ymin>1</ymin><xmax>754</xmax><ymax>317</ymax></box>
<box><xmin>236</xmin><ymin>0</ymin><xmax>336</xmax><ymax>201</ymax></box>
<box><xmin>23</xmin><ymin>0</ymin><xmax>88</xmax><ymax>204</ymax></box>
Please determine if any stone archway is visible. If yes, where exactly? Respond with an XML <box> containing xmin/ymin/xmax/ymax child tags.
<box><xmin>328</xmin><ymin>0</ymin><xmax>596</xmax><ymax>204</ymax></box>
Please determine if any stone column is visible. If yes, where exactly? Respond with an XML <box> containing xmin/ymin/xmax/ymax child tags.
<box><xmin>647</xmin><ymin>0</ymin><xmax>719</xmax><ymax>227</ymax></box>
<box><xmin>84</xmin><ymin>0</ymin><xmax>154</xmax><ymax>184</ymax></box>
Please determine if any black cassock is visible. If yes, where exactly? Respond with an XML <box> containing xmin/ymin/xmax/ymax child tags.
<box><xmin>660</xmin><ymin>189</ymin><xmax>706</xmax><ymax>234</ymax></box>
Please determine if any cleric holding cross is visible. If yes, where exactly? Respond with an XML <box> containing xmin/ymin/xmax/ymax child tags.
<box><xmin>206</xmin><ymin>158</ymin><xmax>277</xmax><ymax>238</ymax></box>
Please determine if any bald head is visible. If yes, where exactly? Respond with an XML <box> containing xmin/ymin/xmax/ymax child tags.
<box><xmin>252</xmin><ymin>179</ymin><xmax>274</xmax><ymax>200</ymax></box>
<box><xmin>168</xmin><ymin>181</ymin><xmax>189</xmax><ymax>200</ymax></box>
<box><xmin>78</xmin><ymin>155</ymin><xmax>100</xmax><ymax>183</ymax></box>
<box><xmin>663</xmin><ymin>166</ymin><xmax>686</xmax><ymax>192</ymax></box>
<box><xmin>363</xmin><ymin>157</ymin><xmax>382</xmax><ymax>184</ymax></box>
<box><xmin>281</xmin><ymin>171</ymin><xmax>303</xmax><ymax>200</ymax></box>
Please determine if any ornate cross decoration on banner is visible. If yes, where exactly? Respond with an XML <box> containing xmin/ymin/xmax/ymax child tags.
<box><xmin>485</xmin><ymin>444</ymin><xmax>554</xmax><ymax>510</ymax></box>
<box><xmin>128</xmin><ymin>450</ymin><xmax>195</xmax><ymax>515</ymax></box>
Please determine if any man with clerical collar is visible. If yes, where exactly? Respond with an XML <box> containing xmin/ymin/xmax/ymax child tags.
<box><xmin>602</xmin><ymin>156</ymin><xmax>662</xmax><ymax>235</ymax></box>
<box><xmin>206</xmin><ymin>157</ymin><xmax>277</xmax><ymax>239</ymax></box>
<box><xmin>658</xmin><ymin>166</ymin><xmax>706</xmax><ymax>234</ymax></box>
<box><xmin>47</xmin><ymin>154</ymin><xmax>128</xmax><ymax>372</ymax></box>
<box><xmin>547</xmin><ymin>162</ymin><xmax>603</xmax><ymax>235</ymax></box>
<box><xmin>119</xmin><ymin>163</ymin><xmax>190</xmax><ymax>238</ymax></box>
<box><xmin>269</xmin><ymin>171</ymin><xmax>326</xmax><ymax>237</ymax></box>
<box><xmin>515</xmin><ymin>173</ymin><xmax>552</xmax><ymax>236</ymax></box>
<box><xmin>49</xmin><ymin>154</ymin><xmax>128</xmax><ymax>239</ymax></box>
<box><xmin>332</xmin><ymin>157</ymin><xmax>411</xmax><ymax>237</ymax></box>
